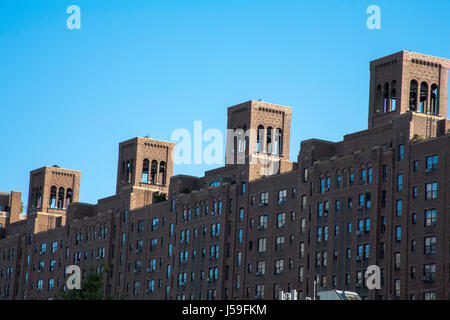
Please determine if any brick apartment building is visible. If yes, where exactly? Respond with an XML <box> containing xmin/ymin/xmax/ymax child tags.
<box><xmin>0</xmin><ymin>50</ymin><xmax>449</xmax><ymax>300</ymax></box>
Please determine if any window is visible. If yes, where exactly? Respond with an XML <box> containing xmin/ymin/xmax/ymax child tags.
<box><xmin>40</xmin><ymin>243</ymin><xmax>47</xmax><ymax>254</ymax></box>
<box><xmin>365</xmin><ymin>218</ymin><xmax>370</xmax><ymax>232</ymax></box>
<box><xmin>258</xmin><ymin>238</ymin><xmax>266</xmax><ymax>253</ymax></box>
<box><xmin>49</xmin><ymin>186</ymin><xmax>57</xmax><ymax>208</ymax></box>
<box><xmin>430</xmin><ymin>84</ymin><xmax>439</xmax><ymax>115</ymax></box>
<box><xmin>150</xmin><ymin>160</ymin><xmax>157</xmax><ymax>184</ymax></box>
<box><xmin>412</xmin><ymin>213</ymin><xmax>417</xmax><ymax>224</ymax></box>
<box><xmin>367</xmin><ymin>168</ymin><xmax>373</xmax><ymax>183</ymax></box>
<box><xmin>398</xmin><ymin>144</ymin><xmax>405</xmax><ymax>161</ymax></box>
<box><xmin>239</xmin><ymin>208</ymin><xmax>244</xmax><ymax>222</ymax></box>
<box><xmin>424</xmin><ymin>264</ymin><xmax>436</xmax><ymax>282</ymax></box>
<box><xmin>319</xmin><ymin>178</ymin><xmax>325</xmax><ymax>193</ymax></box>
<box><xmin>412</xmin><ymin>186</ymin><xmax>418</xmax><ymax>198</ymax></box>
<box><xmin>396</xmin><ymin>200</ymin><xmax>402</xmax><ymax>216</ymax></box>
<box><xmin>299</xmin><ymin>242</ymin><xmax>305</xmax><ymax>258</ymax></box>
<box><xmin>238</xmin><ymin>229</ymin><xmax>243</xmax><ymax>244</ymax></box>
<box><xmin>318</xmin><ymin>202</ymin><xmax>323</xmax><ymax>217</ymax></box>
<box><xmin>260</xmin><ymin>192</ymin><xmax>269</xmax><ymax>205</ymax></box>
<box><xmin>256</xmin><ymin>261</ymin><xmax>266</xmax><ymax>276</ymax></box>
<box><xmin>419</xmin><ymin>82</ymin><xmax>428</xmax><ymax>112</ymax></box>
<box><xmin>360</xmin><ymin>169</ymin><xmax>366</xmax><ymax>184</ymax></box>
<box><xmin>424</xmin><ymin>291</ymin><xmax>436</xmax><ymax>300</ymax></box>
<box><xmin>258</xmin><ymin>215</ymin><xmax>267</xmax><ymax>229</ymax></box>
<box><xmin>358</xmin><ymin>194</ymin><xmax>364</xmax><ymax>208</ymax></box>
<box><xmin>382</xmin><ymin>165</ymin><xmax>388</xmax><ymax>181</ymax></box>
<box><xmin>301</xmin><ymin>195</ymin><xmax>307</xmax><ymax>211</ymax></box>
<box><xmin>394</xmin><ymin>279</ymin><xmax>400</xmax><ymax>297</ymax></box>
<box><xmin>317</xmin><ymin>227</ymin><xmax>322</xmax><ymax>243</ymax></box>
<box><xmin>275</xmin><ymin>236</ymin><xmax>284</xmax><ymax>251</ymax></box>
<box><xmin>256</xmin><ymin>284</ymin><xmax>264</xmax><ymax>299</ymax></box>
<box><xmin>425</xmin><ymin>209</ymin><xmax>437</xmax><ymax>227</ymax></box>
<box><xmin>395</xmin><ymin>226</ymin><xmax>402</xmax><ymax>242</ymax></box>
<box><xmin>409</xmin><ymin>80</ymin><xmax>418</xmax><ymax>111</ymax></box>
<box><xmin>394</xmin><ymin>253</ymin><xmax>401</xmax><ymax>269</ymax></box>
<box><xmin>278</xmin><ymin>190</ymin><xmax>287</xmax><ymax>204</ymax></box>
<box><xmin>424</xmin><ymin>237</ymin><xmax>436</xmax><ymax>254</ymax></box>
<box><xmin>397</xmin><ymin>174</ymin><xmax>403</xmax><ymax>191</ymax></box>
<box><xmin>152</xmin><ymin>218</ymin><xmax>159</xmax><ymax>231</ymax></box>
<box><xmin>324</xmin><ymin>201</ymin><xmax>329</xmax><ymax>216</ymax></box>
<box><xmin>425</xmin><ymin>182</ymin><xmax>437</xmax><ymax>200</ymax></box>
<box><xmin>365</xmin><ymin>193</ymin><xmax>371</xmax><ymax>209</ymax></box>
<box><xmin>51</xmin><ymin>241</ymin><xmax>57</xmax><ymax>254</ymax></box>
<box><xmin>300</xmin><ymin>218</ymin><xmax>306</xmax><ymax>234</ymax></box>
<box><xmin>364</xmin><ymin>244</ymin><xmax>370</xmax><ymax>259</ymax></box>
<box><xmin>336</xmin><ymin>175</ymin><xmax>342</xmax><ymax>189</ymax></box>
<box><xmin>142</xmin><ymin>159</ymin><xmax>149</xmax><ymax>183</ymax></box>
<box><xmin>274</xmin><ymin>259</ymin><xmax>284</xmax><ymax>274</ymax></box>
<box><xmin>426</xmin><ymin>155</ymin><xmax>438</xmax><ymax>172</ymax></box>
<box><xmin>413</xmin><ymin>160</ymin><xmax>419</xmax><ymax>172</ymax></box>
<box><xmin>277</xmin><ymin>213</ymin><xmax>286</xmax><ymax>228</ymax></box>
<box><xmin>256</xmin><ymin>125</ymin><xmax>264</xmax><ymax>153</ymax></box>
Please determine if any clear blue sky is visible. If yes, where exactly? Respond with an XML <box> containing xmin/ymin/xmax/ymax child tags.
<box><xmin>1</xmin><ymin>0</ymin><xmax>450</xmax><ymax>208</ymax></box>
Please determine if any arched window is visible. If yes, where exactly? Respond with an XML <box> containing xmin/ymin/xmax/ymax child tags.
<box><xmin>419</xmin><ymin>82</ymin><xmax>428</xmax><ymax>113</ymax></box>
<box><xmin>121</xmin><ymin>161</ymin><xmax>125</xmax><ymax>182</ymax></box>
<box><xmin>409</xmin><ymin>80</ymin><xmax>418</xmax><ymax>111</ymax></box>
<box><xmin>390</xmin><ymin>80</ymin><xmax>397</xmax><ymax>111</ymax></box>
<box><xmin>159</xmin><ymin>161</ymin><xmax>167</xmax><ymax>186</ymax></box>
<box><xmin>375</xmin><ymin>85</ymin><xmax>382</xmax><ymax>113</ymax></box>
<box><xmin>273</xmin><ymin>128</ymin><xmax>282</xmax><ymax>155</ymax></box>
<box><xmin>66</xmin><ymin>188</ymin><xmax>73</xmax><ymax>208</ymax></box>
<box><xmin>125</xmin><ymin>160</ymin><xmax>131</xmax><ymax>183</ymax></box>
<box><xmin>38</xmin><ymin>186</ymin><xmax>42</xmax><ymax>208</ymax></box>
<box><xmin>256</xmin><ymin>125</ymin><xmax>264</xmax><ymax>153</ymax></box>
<box><xmin>383</xmin><ymin>82</ymin><xmax>390</xmax><ymax>112</ymax></box>
<box><xmin>31</xmin><ymin>188</ymin><xmax>36</xmax><ymax>208</ymax></box>
<box><xmin>142</xmin><ymin>159</ymin><xmax>149</xmax><ymax>183</ymax></box>
<box><xmin>57</xmin><ymin>187</ymin><xmax>65</xmax><ymax>209</ymax></box>
<box><xmin>243</xmin><ymin>125</ymin><xmax>247</xmax><ymax>152</ymax></box>
<box><xmin>150</xmin><ymin>160</ymin><xmax>158</xmax><ymax>184</ymax></box>
<box><xmin>267</xmin><ymin>127</ymin><xmax>273</xmax><ymax>154</ymax></box>
<box><xmin>236</xmin><ymin>128</ymin><xmax>245</xmax><ymax>153</ymax></box>
<box><xmin>49</xmin><ymin>186</ymin><xmax>57</xmax><ymax>208</ymax></box>
<box><xmin>430</xmin><ymin>84</ymin><xmax>439</xmax><ymax>115</ymax></box>
<box><xmin>129</xmin><ymin>159</ymin><xmax>134</xmax><ymax>182</ymax></box>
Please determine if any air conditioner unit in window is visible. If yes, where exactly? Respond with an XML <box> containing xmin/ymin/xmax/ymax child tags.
<box><xmin>356</xmin><ymin>230</ymin><xmax>363</xmax><ymax>236</ymax></box>
<box><xmin>355</xmin><ymin>256</ymin><xmax>362</xmax><ymax>261</ymax></box>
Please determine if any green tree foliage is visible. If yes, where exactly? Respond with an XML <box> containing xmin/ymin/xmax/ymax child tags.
<box><xmin>153</xmin><ymin>192</ymin><xmax>167</xmax><ymax>203</ymax></box>
<box><xmin>58</xmin><ymin>265</ymin><xmax>113</xmax><ymax>300</ymax></box>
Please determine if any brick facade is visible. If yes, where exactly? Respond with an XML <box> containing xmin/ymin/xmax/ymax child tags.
<box><xmin>0</xmin><ymin>51</ymin><xmax>449</xmax><ymax>300</ymax></box>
